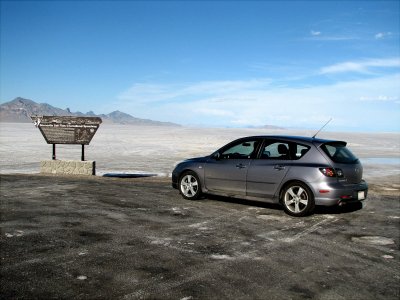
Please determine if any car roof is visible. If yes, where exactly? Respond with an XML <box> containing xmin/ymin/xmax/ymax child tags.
<box><xmin>241</xmin><ymin>135</ymin><xmax>346</xmax><ymax>146</ymax></box>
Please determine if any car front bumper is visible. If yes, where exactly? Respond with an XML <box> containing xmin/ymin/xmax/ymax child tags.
<box><xmin>171</xmin><ymin>171</ymin><xmax>179</xmax><ymax>189</ymax></box>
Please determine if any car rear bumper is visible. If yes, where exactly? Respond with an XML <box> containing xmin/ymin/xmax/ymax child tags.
<box><xmin>313</xmin><ymin>180</ymin><xmax>368</xmax><ymax>206</ymax></box>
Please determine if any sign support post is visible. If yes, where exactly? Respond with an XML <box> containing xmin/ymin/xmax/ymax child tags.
<box><xmin>52</xmin><ymin>144</ymin><xmax>56</xmax><ymax>160</ymax></box>
<box><xmin>31</xmin><ymin>116</ymin><xmax>102</xmax><ymax>175</ymax></box>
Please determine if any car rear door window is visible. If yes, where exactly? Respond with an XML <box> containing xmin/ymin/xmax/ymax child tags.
<box><xmin>261</xmin><ymin>142</ymin><xmax>290</xmax><ymax>160</ymax></box>
<box><xmin>260</xmin><ymin>141</ymin><xmax>310</xmax><ymax>160</ymax></box>
<box><xmin>295</xmin><ymin>144</ymin><xmax>310</xmax><ymax>159</ymax></box>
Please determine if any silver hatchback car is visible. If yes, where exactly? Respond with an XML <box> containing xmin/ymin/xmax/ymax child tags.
<box><xmin>172</xmin><ymin>136</ymin><xmax>368</xmax><ymax>217</ymax></box>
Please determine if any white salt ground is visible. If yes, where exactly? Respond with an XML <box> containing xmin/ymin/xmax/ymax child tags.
<box><xmin>1</xmin><ymin>123</ymin><xmax>399</xmax><ymax>181</ymax></box>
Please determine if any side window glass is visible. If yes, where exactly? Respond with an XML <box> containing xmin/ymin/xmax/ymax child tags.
<box><xmin>221</xmin><ymin>140</ymin><xmax>258</xmax><ymax>159</ymax></box>
<box><xmin>295</xmin><ymin>144</ymin><xmax>310</xmax><ymax>159</ymax></box>
<box><xmin>261</xmin><ymin>142</ymin><xmax>290</xmax><ymax>160</ymax></box>
<box><xmin>324</xmin><ymin>145</ymin><xmax>336</xmax><ymax>156</ymax></box>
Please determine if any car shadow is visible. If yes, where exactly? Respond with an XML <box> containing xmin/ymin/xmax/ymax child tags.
<box><xmin>203</xmin><ymin>194</ymin><xmax>282</xmax><ymax>212</ymax></box>
<box><xmin>314</xmin><ymin>202</ymin><xmax>364</xmax><ymax>215</ymax></box>
<box><xmin>103</xmin><ymin>173</ymin><xmax>157</xmax><ymax>178</ymax></box>
<box><xmin>202</xmin><ymin>194</ymin><xmax>364</xmax><ymax>216</ymax></box>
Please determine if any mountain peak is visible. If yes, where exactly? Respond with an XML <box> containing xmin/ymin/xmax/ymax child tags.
<box><xmin>0</xmin><ymin>97</ymin><xmax>180</xmax><ymax>126</ymax></box>
<box><xmin>10</xmin><ymin>97</ymin><xmax>37</xmax><ymax>106</ymax></box>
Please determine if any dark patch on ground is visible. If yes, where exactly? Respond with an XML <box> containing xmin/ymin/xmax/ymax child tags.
<box><xmin>1</xmin><ymin>174</ymin><xmax>399</xmax><ymax>299</ymax></box>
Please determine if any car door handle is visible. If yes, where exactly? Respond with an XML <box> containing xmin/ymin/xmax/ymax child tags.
<box><xmin>274</xmin><ymin>165</ymin><xmax>285</xmax><ymax>170</ymax></box>
<box><xmin>236</xmin><ymin>163</ymin><xmax>247</xmax><ymax>169</ymax></box>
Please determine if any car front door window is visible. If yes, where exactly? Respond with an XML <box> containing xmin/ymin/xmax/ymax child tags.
<box><xmin>204</xmin><ymin>139</ymin><xmax>259</xmax><ymax>195</ymax></box>
<box><xmin>221</xmin><ymin>141</ymin><xmax>258</xmax><ymax>159</ymax></box>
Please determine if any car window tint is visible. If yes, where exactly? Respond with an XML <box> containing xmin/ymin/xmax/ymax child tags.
<box><xmin>221</xmin><ymin>140</ymin><xmax>258</xmax><ymax>159</ymax></box>
<box><xmin>295</xmin><ymin>144</ymin><xmax>310</xmax><ymax>159</ymax></box>
<box><xmin>260</xmin><ymin>142</ymin><xmax>310</xmax><ymax>160</ymax></box>
<box><xmin>321</xmin><ymin>142</ymin><xmax>358</xmax><ymax>164</ymax></box>
<box><xmin>261</xmin><ymin>142</ymin><xmax>290</xmax><ymax>160</ymax></box>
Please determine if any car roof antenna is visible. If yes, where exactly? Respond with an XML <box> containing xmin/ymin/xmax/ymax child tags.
<box><xmin>312</xmin><ymin>118</ymin><xmax>333</xmax><ymax>138</ymax></box>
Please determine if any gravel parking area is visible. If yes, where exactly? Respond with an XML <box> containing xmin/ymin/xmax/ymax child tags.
<box><xmin>1</xmin><ymin>174</ymin><xmax>399</xmax><ymax>299</ymax></box>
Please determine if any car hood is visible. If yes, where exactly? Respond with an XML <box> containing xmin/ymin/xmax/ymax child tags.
<box><xmin>181</xmin><ymin>156</ymin><xmax>210</xmax><ymax>164</ymax></box>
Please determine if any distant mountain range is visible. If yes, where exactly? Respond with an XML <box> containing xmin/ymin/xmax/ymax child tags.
<box><xmin>0</xmin><ymin>97</ymin><xmax>180</xmax><ymax>126</ymax></box>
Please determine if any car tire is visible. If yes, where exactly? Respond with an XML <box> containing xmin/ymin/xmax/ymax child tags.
<box><xmin>281</xmin><ymin>182</ymin><xmax>315</xmax><ymax>217</ymax></box>
<box><xmin>179</xmin><ymin>171</ymin><xmax>202</xmax><ymax>200</ymax></box>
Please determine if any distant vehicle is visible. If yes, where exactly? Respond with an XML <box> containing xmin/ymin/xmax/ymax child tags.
<box><xmin>172</xmin><ymin>136</ymin><xmax>368</xmax><ymax>217</ymax></box>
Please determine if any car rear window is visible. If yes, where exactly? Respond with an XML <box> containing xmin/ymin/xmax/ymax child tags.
<box><xmin>321</xmin><ymin>142</ymin><xmax>358</xmax><ymax>164</ymax></box>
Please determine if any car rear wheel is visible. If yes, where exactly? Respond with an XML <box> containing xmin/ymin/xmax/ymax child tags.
<box><xmin>282</xmin><ymin>182</ymin><xmax>315</xmax><ymax>217</ymax></box>
<box><xmin>179</xmin><ymin>171</ymin><xmax>202</xmax><ymax>200</ymax></box>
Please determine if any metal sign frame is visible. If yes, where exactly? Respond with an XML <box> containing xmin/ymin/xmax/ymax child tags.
<box><xmin>31</xmin><ymin>116</ymin><xmax>102</xmax><ymax>161</ymax></box>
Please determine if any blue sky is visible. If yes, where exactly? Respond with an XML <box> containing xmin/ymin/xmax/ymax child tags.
<box><xmin>1</xmin><ymin>0</ymin><xmax>399</xmax><ymax>131</ymax></box>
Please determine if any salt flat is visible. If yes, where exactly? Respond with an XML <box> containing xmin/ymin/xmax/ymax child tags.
<box><xmin>0</xmin><ymin>123</ymin><xmax>399</xmax><ymax>179</ymax></box>
<box><xmin>1</xmin><ymin>173</ymin><xmax>398</xmax><ymax>299</ymax></box>
<box><xmin>1</xmin><ymin>124</ymin><xmax>399</xmax><ymax>299</ymax></box>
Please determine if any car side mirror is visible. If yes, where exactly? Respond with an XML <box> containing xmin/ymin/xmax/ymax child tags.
<box><xmin>213</xmin><ymin>152</ymin><xmax>221</xmax><ymax>160</ymax></box>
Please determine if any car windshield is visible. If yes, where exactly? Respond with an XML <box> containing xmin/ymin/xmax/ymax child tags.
<box><xmin>321</xmin><ymin>142</ymin><xmax>358</xmax><ymax>164</ymax></box>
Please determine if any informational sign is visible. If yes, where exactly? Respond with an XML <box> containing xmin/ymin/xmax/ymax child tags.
<box><xmin>31</xmin><ymin>116</ymin><xmax>102</xmax><ymax>145</ymax></box>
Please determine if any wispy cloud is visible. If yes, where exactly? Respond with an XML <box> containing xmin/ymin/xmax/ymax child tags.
<box><xmin>115</xmin><ymin>72</ymin><xmax>400</xmax><ymax>130</ymax></box>
<box><xmin>196</xmin><ymin>108</ymin><xmax>234</xmax><ymax>117</ymax></box>
<box><xmin>311</xmin><ymin>30</ymin><xmax>321</xmax><ymax>36</ymax></box>
<box><xmin>320</xmin><ymin>58</ymin><xmax>400</xmax><ymax>74</ymax></box>
<box><xmin>359</xmin><ymin>95</ymin><xmax>399</xmax><ymax>102</ymax></box>
<box><xmin>305</xmin><ymin>33</ymin><xmax>356</xmax><ymax>41</ymax></box>
<box><xmin>375</xmin><ymin>32</ymin><xmax>392</xmax><ymax>39</ymax></box>
<box><xmin>118</xmin><ymin>79</ymin><xmax>272</xmax><ymax>104</ymax></box>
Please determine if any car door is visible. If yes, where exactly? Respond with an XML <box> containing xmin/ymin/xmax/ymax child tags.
<box><xmin>204</xmin><ymin>138</ymin><xmax>261</xmax><ymax>196</ymax></box>
<box><xmin>246</xmin><ymin>139</ymin><xmax>291</xmax><ymax>198</ymax></box>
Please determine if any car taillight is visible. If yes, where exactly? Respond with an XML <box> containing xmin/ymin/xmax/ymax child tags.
<box><xmin>320</xmin><ymin>168</ymin><xmax>335</xmax><ymax>177</ymax></box>
<box><xmin>319</xmin><ymin>168</ymin><xmax>344</xmax><ymax>178</ymax></box>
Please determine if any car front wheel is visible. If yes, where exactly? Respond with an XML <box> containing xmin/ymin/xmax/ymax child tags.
<box><xmin>282</xmin><ymin>182</ymin><xmax>315</xmax><ymax>217</ymax></box>
<box><xmin>179</xmin><ymin>171</ymin><xmax>202</xmax><ymax>200</ymax></box>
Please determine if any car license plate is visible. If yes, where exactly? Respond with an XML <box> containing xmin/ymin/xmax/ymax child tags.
<box><xmin>358</xmin><ymin>191</ymin><xmax>365</xmax><ymax>200</ymax></box>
